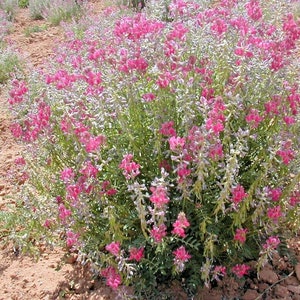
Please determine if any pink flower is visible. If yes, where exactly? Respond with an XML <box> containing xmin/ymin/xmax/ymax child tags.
<box><xmin>119</xmin><ymin>154</ymin><xmax>141</xmax><ymax>180</ymax></box>
<box><xmin>66</xmin><ymin>230</ymin><xmax>79</xmax><ymax>248</ymax></box>
<box><xmin>105</xmin><ymin>241</ymin><xmax>121</xmax><ymax>256</ymax></box>
<box><xmin>173</xmin><ymin>246</ymin><xmax>191</xmax><ymax>272</ymax></box>
<box><xmin>231</xmin><ymin>264</ymin><xmax>250</xmax><ymax>278</ymax></box>
<box><xmin>263</xmin><ymin>236</ymin><xmax>280</xmax><ymax>250</ymax></box>
<box><xmin>129</xmin><ymin>247</ymin><xmax>144</xmax><ymax>262</ymax></box>
<box><xmin>101</xmin><ymin>266</ymin><xmax>122</xmax><ymax>290</ymax></box>
<box><xmin>245</xmin><ymin>109</ymin><xmax>263</xmax><ymax>128</ymax></box>
<box><xmin>66</xmin><ymin>184</ymin><xmax>81</xmax><ymax>202</ymax></box>
<box><xmin>142</xmin><ymin>93</ymin><xmax>156</xmax><ymax>102</ymax></box>
<box><xmin>289</xmin><ymin>191</ymin><xmax>300</xmax><ymax>206</ymax></box>
<box><xmin>150</xmin><ymin>224</ymin><xmax>167</xmax><ymax>243</ymax></box>
<box><xmin>160</xmin><ymin>121</ymin><xmax>176</xmax><ymax>137</ymax></box>
<box><xmin>212</xmin><ymin>265</ymin><xmax>227</xmax><ymax>281</ymax></box>
<box><xmin>173</xmin><ymin>246</ymin><xmax>191</xmax><ymax>262</ymax></box>
<box><xmin>234</xmin><ymin>228</ymin><xmax>248</xmax><ymax>244</ymax></box>
<box><xmin>172</xmin><ymin>212</ymin><xmax>190</xmax><ymax>238</ymax></box>
<box><xmin>8</xmin><ymin>80</ymin><xmax>28</xmax><ymax>105</ymax></box>
<box><xmin>60</xmin><ymin>167</ymin><xmax>75</xmax><ymax>183</ymax></box>
<box><xmin>276</xmin><ymin>149</ymin><xmax>295</xmax><ymax>165</ymax></box>
<box><xmin>268</xmin><ymin>187</ymin><xmax>282</xmax><ymax>202</ymax></box>
<box><xmin>149</xmin><ymin>185</ymin><xmax>169</xmax><ymax>208</ymax></box>
<box><xmin>211</xmin><ymin>18</ymin><xmax>228</xmax><ymax>36</ymax></box>
<box><xmin>10</xmin><ymin>123</ymin><xmax>23</xmax><ymax>138</ymax></box>
<box><xmin>177</xmin><ymin>164</ymin><xmax>191</xmax><ymax>182</ymax></box>
<box><xmin>267</xmin><ymin>205</ymin><xmax>282</xmax><ymax>221</ymax></box>
<box><xmin>85</xmin><ymin>135</ymin><xmax>106</xmax><ymax>153</ymax></box>
<box><xmin>169</xmin><ymin>136</ymin><xmax>185</xmax><ymax>151</ymax></box>
<box><xmin>246</xmin><ymin>0</ymin><xmax>262</xmax><ymax>21</ymax></box>
<box><xmin>209</xmin><ymin>142</ymin><xmax>224</xmax><ymax>160</ymax></box>
<box><xmin>58</xmin><ymin>204</ymin><xmax>72</xmax><ymax>222</ymax></box>
<box><xmin>80</xmin><ymin>161</ymin><xmax>98</xmax><ymax>178</ymax></box>
<box><xmin>231</xmin><ymin>185</ymin><xmax>248</xmax><ymax>205</ymax></box>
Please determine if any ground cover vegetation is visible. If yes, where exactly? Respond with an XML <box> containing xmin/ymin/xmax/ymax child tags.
<box><xmin>3</xmin><ymin>0</ymin><xmax>300</xmax><ymax>298</ymax></box>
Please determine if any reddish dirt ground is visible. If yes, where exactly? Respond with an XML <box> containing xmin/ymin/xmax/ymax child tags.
<box><xmin>0</xmin><ymin>2</ymin><xmax>300</xmax><ymax>300</ymax></box>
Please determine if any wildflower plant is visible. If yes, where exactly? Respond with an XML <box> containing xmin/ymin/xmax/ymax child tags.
<box><xmin>7</xmin><ymin>0</ymin><xmax>300</xmax><ymax>296</ymax></box>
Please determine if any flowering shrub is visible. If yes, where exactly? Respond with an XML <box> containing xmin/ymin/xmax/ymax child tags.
<box><xmin>0</xmin><ymin>0</ymin><xmax>18</xmax><ymax>20</ymax></box>
<box><xmin>0</xmin><ymin>8</ymin><xmax>12</xmax><ymax>40</ymax></box>
<box><xmin>8</xmin><ymin>0</ymin><xmax>300</xmax><ymax>297</ymax></box>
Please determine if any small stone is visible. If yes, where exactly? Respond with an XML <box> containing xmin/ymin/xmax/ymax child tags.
<box><xmin>287</xmin><ymin>285</ymin><xmax>300</xmax><ymax>294</ymax></box>
<box><xmin>274</xmin><ymin>285</ymin><xmax>289</xmax><ymax>298</ymax></box>
<box><xmin>258</xmin><ymin>268</ymin><xmax>278</xmax><ymax>284</ymax></box>
<box><xmin>284</xmin><ymin>275</ymin><xmax>300</xmax><ymax>286</ymax></box>
<box><xmin>295</xmin><ymin>264</ymin><xmax>300</xmax><ymax>282</ymax></box>
<box><xmin>242</xmin><ymin>289</ymin><xmax>260</xmax><ymax>300</ymax></box>
<box><xmin>258</xmin><ymin>283</ymin><xmax>269</xmax><ymax>293</ymax></box>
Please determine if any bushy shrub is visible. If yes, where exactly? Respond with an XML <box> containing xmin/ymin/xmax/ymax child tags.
<box><xmin>0</xmin><ymin>45</ymin><xmax>23</xmax><ymax>83</ymax></box>
<box><xmin>0</xmin><ymin>0</ymin><xmax>18</xmax><ymax>20</ymax></box>
<box><xmin>18</xmin><ymin>0</ymin><xmax>29</xmax><ymax>8</ymax></box>
<box><xmin>0</xmin><ymin>8</ymin><xmax>12</xmax><ymax>40</ymax></box>
<box><xmin>8</xmin><ymin>0</ymin><xmax>300</xmax><ymax>297</ymax></box>
<box><xmin>28</xmin><ymin>0</ymin><xmax>49</xmax><ymax>20</ymax></box>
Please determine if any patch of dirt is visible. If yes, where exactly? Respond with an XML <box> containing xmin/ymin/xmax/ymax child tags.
<box><xmin>1</xmin><ymin>1</ymin><xmax>300</xmax><ymax>299</ymax></box>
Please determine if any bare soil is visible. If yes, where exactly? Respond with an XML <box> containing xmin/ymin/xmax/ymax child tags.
<box><xmin>0</xmin><ymin>2</ymin><xmax>300</xmax><ymax>300</ymax></box>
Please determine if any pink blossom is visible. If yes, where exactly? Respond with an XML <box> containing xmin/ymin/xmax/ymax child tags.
<box><xmin>150</xmin><ymin>224</ymin><xmax>167</xmax><ymax>243</ymax></box>
<box><xmin>101</xmin><ymin>266</ymin><xmax>122</xmax><ymax>290</ymax></box>
<box><xmin>276</xmin><ymin>148</ymin><xmax>295</xmax><ymax>165</ymax></box>
<box><xmin>119</xmin><ymin>154</ymin><xmax>141</xmax><ymax>180</ymax></box>
<box><xmin>149</xmin><ymin>185</ymin><xmax>169</xmax><ymax>208</ymax></box>
<box><xmin>283</xmin><ymin>116</ymin><xmax>295</xmax><ymax>125</ymax></box>
<box><xmin>85</xmin><ymin>135</ymin><xmax>106</xmax><ymax>153</ymax></box>
<box><xmin>234</xmin><ymin>228</ymin><xmax>248</xmax><ymax>244</ymax></box>
<box><xmin>231</xmin><ymin>264</ymin><xmax>250</xmax><ymax>278</ymax></box>
<box><xmin>211</xmin><ymin>18</ymin><xmax>228</xmax><ymax>36</ymax></box>
<box><xmin>14</xmin><ymin>157</ymin><xmax>26</xmax><ymax>166</ymax></box>
<box><xmin>105</xmin><ymin>241</ymin><xmax>121</xmax><ymax>256</ymax></box>
<box><xmin>66</xmin><ymin>230</ymin><xmax>79</xmax><ymax>248</ymax></box>
<box><xmin>267</xmin><ymin>205</ymin><xmax>282</xmax><ymax>221</ymax></box>
<box><xmin>268</xmin><ymin>187</ymin><xmax>282</xmax><ymax>202</ymax></box>
<box><xmin>283</xmin><ymin>13</ymin><xmax>300</xmax><ymax>41</ymax></box>
<box><xmin>245</xmin><ymin>109</ymin><xmax>263</xmax><ymax>128</ymax></box>
<box><xmin>263</xmin><ymin>236</ymin><xmax>280</xmax><ymax>250</ymax></box>
<box><xmin>246</xmin><ymin>0</ymin><xmax>262</xmax><ymax>21</ymax></box>
<box><xmin>231</xmin><ymin>185</ymin><xmax>248</xmax><ymax>205</ymax></box>
<box><xmin>8</xmin><ymin>80</ymin><xmax>28</xmax><ymax>105</ymax></box>
<box><xmin>142</xmin><ymin>93</ymin><xmax>156</xmax><ymax>102</ymax></box>
<box><xmin>84</xmin><ymin>70</ymin><xmax>102</xmax><ymax>86</ymax></box>
<box><xmin>289</xmin><ymin>191</ymin><xmax>300</xmax><ymax>206</ymax></box>
<box><xmin>160</xmin><ymin>121</ymin><xmax>176</xmax><ymax>136</ymax></box>
<box><xmin>66</xmin><ymin>184</ymin><xmax>81</xmax><ymax>202</ymax></box>
<box><xmin>177</xmin><ymin>164</ymin><xmax>191</xmax><ymax>182</ymax></box>
<box><xmin>167</xmin><ymin>22</ymin><xmax>188</xmax><ymax>41</ymax></box>
<box><xmin>129</xmin><ymin>247</ymin><xmax>144</xmax><ymax>262</ymax></box>
<box><xmin>172</xmin><ymin>212</ymin><xmax>190</xmax><ymax>238</ymax></box>
<box><xmin>209</xmin><ymin>142</ymin><xmax>224</xmax><ymax>160</ymax></box>
<box><xmin>10</xmin><ymin>123</ymin><xmax>23</xmax><ymax>138</ymax></box>
<box><xmin>173</xmin><ymin>246</ymin><xmax>191</xmax><ymax>262</ymax></box>
<box><xmin>60</xmin><ymin>167</ymin><xmax>75</xmax><ymax>183</ymax></box>
<box><xmin>80</xmin><ymin>161</ymin><xmax>98</xmax><ymax>178</ymax></box>
<box><xmin>169</xmin><ymin>136</ymin><xmax>185</xmax><ymax>151</ymax></box>
<box><xmin>212</xmin><ymin>265</ymin><xmax>227</xmax><ymax>281</ymax></box>
<box><xmin>58</xmin><ymin>203</ymin><xmax>72</xmax><ymax>222</ymax></box>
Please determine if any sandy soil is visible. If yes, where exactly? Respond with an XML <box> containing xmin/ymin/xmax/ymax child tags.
<box><xmin>0</xmin><ymin>2</ymin><xmax>300</xmax><ymax>300</ymax></box>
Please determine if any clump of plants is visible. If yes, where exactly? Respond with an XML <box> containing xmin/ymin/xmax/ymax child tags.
<box><xmin>28</xmin><ymin>0</ymin><xmax>85</xmax><ymax>25</ymax></box>
<box><xmin>7</xmin><ymin>0</ymin><xmax>300</xmax><ymax>297</ymax></box>
<box><xmin>0</xmin><ymin>45</ymin><xmax>23</xmax><ymax>83</ymax></box>
<box><xmin>0</xmin><ymin>0</ymin><xmax>18</xmax><ymax>20</ymax></box>
<box><xmin>0</xmin><ymin>8</ymin><xmax>12</xmax><ymax>40</ymax></box>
